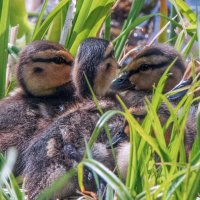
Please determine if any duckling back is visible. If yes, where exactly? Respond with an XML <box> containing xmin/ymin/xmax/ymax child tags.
<box><xmin>0</xmin><ymin>40</ymin><xmax>75</xmax><ymax>175</ymax></box>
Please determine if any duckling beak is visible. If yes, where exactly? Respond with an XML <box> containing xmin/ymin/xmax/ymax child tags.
<box><xmin>106</xmin><ymin>129</ymin><xmax>128</xmax><ymax>149</ymax></box>
<box><xmin>107</xmin><ymin>112</ymin><xmax>146</xmax><ymax>149</ymax></box>
<box><xmin>168</xmin><ymin>79</ymin><xmax>191</xmax><ymax>101</ymax></box>
<box><xmin>111</xmin><ymin>72</ymin><xmax>132</xmax><ymax>91</ymax></box>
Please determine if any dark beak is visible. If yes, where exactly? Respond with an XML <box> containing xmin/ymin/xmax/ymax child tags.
<box><xmin>111</xmin><ymin>72</ymin><xmax>132</xmax><ymax>91</ymax></box>
<box><xmin>106</xmin><ymin>112</ymin><xmax>146</xmax><ymax>149</ymax></box>
<box><xmin>168</xmin><ymin>79</ymin><xmax>191</xmax><ymax>101</ymax></box>
<box><xmin>106</xmin><ymin>129</ymin><xmax>128</xmax><ymax>149</ymax></box>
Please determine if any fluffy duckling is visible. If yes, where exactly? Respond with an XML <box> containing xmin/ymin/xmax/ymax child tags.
<box><xmin>72</xmin><ymin>38</ymin><xmax>117</xmax><ymax>98</ymax></box>
<box><xmin>0</xmin><ymin>40</ymin><xmax>75</xmax><ymax>175</ymax></box>
<box><xmin>114</xmin><ymin>60</ymin><xmax>200</xmax><ymax>180</ymax></box>
<box><xmin>23</xmin><ymin>38</ymin><xmax>123</xmax><ymax>199</ymax></box>
<box><xmin>112</xmin><ymin>44</ymin><xmax>185</xmax><ymax>101</ymax></box>
<box><xmin>109</xmin><ymin>44</ymin><xmax>186</xmax><ymax>146</ymax></box>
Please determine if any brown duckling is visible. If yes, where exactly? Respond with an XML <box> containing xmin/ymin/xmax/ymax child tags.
<box><xmin>114</xmin><ymin>60</ymin><xmax>200</xmax><ymax>180</ymax></box>
<box><xmin>109</xmin><ymin>44</ymin><xmax>185</xmax><ymax>146</ymax></box>
<box><xmin>23</xmin><ymin>38</ymin><xmax>123</xmax><ymax>199</ymax></box>
<box><xmin>0</xmin><ymin>40</ymin><xmax>75</xmax><ymax>175</ymax></box>
<box><xmin>112</xmin><ymin>44</ymin><xmax>185</xmax><ymax>103</ymax></box>
<box><xmin>22</xmin><ymin>43</ymin><xmax>187</xmax><ymax>198</ymax></box>
<box><xmin>106</xmin><ymin>44</ymin><xmax>187</xmax><ymax>179</ymax></box>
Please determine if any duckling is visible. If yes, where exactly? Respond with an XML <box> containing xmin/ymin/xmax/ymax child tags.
<box><xmin>108</xmin><ymin>44</ymin><xmax>185</xmax><ymax>147</ymax></box>
<box><xmin>0</xmin><ymin>40</ymin><xmax>75</xmax><ymax>175</ymax></box>
<box><xmin>112</xmin><ymin>44</ymin><xmax>185</xmax><ymax>94</ymax></box>
<box><xmin>23</xmin><ymin>38</ymin><xmax>124</xmax><ymax>199</ymax></box>
<box><xmin>23</xmin><ymin>43</ymin><xmax>187</xmax><ymax>198</ymax></box>
<box><xmin>113</xmin><ymin>60</ymin><xmax>200</xmax><ymax>180</ymax></box>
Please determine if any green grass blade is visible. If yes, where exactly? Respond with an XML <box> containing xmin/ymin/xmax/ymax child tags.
<box><xmin>113</xmin><ymin>14</ymin><xmax>156</xmax><ymax>45</ymax></box>
<box><xmin>186</xmin><ymin>169</ymin><xmax>200</xmax><ymax>200</ymax></box>
<box><xmin>105</xmin><ymin>184</ymin><xmax>114</xmax><ymax>200</ymax></box>
<box><xmin>169</xmin><ymin>0</ymin><xmax>187</xmax><ymax>35</ymax></box>
<box><xmin>32</xmin><ymin>0</ymin><xmax>48</xmax><ymax>38</ymax></box>
<box><xmin>191</xmin><ymin>104</ymin><xmax>200</xmax><ymax>160</ymax></box>
<box><xmin>114</xmin><ymin>0</ymin><xmax>145</xmax><ymax>59</ymax></box>
<box><xmin>0</xmin><ymin>0</ymin><xmax>10</xmax><ymax>98</ymax></box>
<box><xmin>68</xmin><ymin>0</ymin><xmax>114</xmax><ymax>55</ymax></box>
<box><xmin>32</xmin><ymin>0</ymin><xmax>70</xmax><ymax>41</ymax></box>
<box><xmin>182</xmin><ymin>33</ymin><xmax>197</xmax><ymax>58</ymax></box>
<box><xmin>175</xmin><ymin>0</ymin><xmax>196</xmax><ymax>24</ymax></box>
<box><xmin>37</xmin><ymin>169</ymin><xmax>76</xmax><ymax>200</ymax></box>
<box><xmin>46</xmin><ymin>12</ymin><xmax>63</xmax><ymax>42</ymax></box>
<box><xmin>81</xmin><ymin>159</ymin><xmax>133</xmax><ymax>200</ymax></box>
<box><xmin>104</xmin><ymin>15</ymin><xmax>111</xmax><ymax>40</ymax></box>
<box><xmin>174</xmin><ymin>29</ymin><xmax>184</xmax><ymax>51</ymax></box>
<box><xmin>197</xmin><ymin>10</ymin><xmax>200</xmax><ymax>58</ymax></box>
<box><xmin>9</xmin><ymin>174</ymin><xmax>24</xmax><ymax>200</ymax></box>
<box><xmin>0</xmin><ymin>149</ymin><xmax>23</xmax><ymax>200</ymax></box>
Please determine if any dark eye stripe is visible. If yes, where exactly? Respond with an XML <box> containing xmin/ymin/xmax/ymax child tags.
<box><xmin>128</xmin><ymin>61</ymin><xmax>170</xmax><ymax>77</ymax></box>
<box><xmin>32</xmin><ymin>57</ymin><xmax>73</xmax><ymax>65</ymax></box>
<box><xmin>128</xmin><ymin>68</ymin><xmax>140</xmax><ymax>77</ymax></box>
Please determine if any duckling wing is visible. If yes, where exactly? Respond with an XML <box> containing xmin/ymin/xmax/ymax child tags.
<box><xmin>23</xmin><ymin>99</ymin><xmax>125</xmax><ymax>199</ymax></box>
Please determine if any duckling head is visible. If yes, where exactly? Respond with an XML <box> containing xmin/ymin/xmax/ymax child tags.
<box><xmin>17</xmin><ymin>40</ymin><xmax>74</xmax><ymax>97</ymax></box>
<box><xmin>72</xmin><ymin>38</ymin><xmax>119</xmax><ymax>98</ymax></box>
<box><xmin>111</xmin><ymin>44</ymin><xmax>185</xmax><ymax>93</ymax></box>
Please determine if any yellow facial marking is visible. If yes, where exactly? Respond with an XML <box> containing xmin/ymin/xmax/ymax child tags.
<box><xmin>104</xmin><ymin>43</ymin><xmax>114</xmax><ymax>58</ymax></box>
<box><xmin>93</xmin><ymin>58</ymin><xmax>118</xmax><ymax>96</ymax></box>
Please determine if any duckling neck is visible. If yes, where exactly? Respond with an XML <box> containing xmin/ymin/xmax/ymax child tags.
<box><xmin>24</xmin><ymin>81</ymin><xmax>75</xmax><ymax>102</ymax></box>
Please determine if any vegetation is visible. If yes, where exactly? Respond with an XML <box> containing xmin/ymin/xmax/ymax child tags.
<box><xmin>0</xmin><ymin>0</ymin><xmax>200</xmax><ymax>199</ymax></box>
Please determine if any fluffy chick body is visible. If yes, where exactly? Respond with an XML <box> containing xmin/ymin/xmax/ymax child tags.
<box><xmin>0</xmin><ymin>40</ymin><xmax>75</xmax><ymax>175</ymax></box>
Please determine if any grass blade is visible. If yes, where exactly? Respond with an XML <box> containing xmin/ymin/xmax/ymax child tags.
<box><xmin>0</xmin><ymin>0</ymin><xmax>10</xmax><ymax>98</ymax></box>
<box><xmin>32</xmin><ymin>0</ymin><xmax>70</xmax><ymax>41</ymax></box>
<box><xmin>32</xmin><ymin>0</ymin><xmax>48</xmax><ymax>38</ymax></box>
<box><xmin>81</xmin><ymin>159</ymin><xmax>133</xmax><ymax>200</ymax></box>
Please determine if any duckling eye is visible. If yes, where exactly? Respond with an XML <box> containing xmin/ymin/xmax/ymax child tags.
<box><xmin>33</xmin><ymin>67</ymin><xmax>44</xmax><ymax>74</ymax></box>
<box><xmin>140</xmin><ymin>64</ymin><xmax>150</xmax><ymax>71</ymax></box>
<box><xmin>106</xmin><ymin>63</ymin><xmax>112</xmax><ymax>69</ymax></box>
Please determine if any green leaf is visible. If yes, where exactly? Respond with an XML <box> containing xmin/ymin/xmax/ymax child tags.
<box><xmin>175</xmin><ymin>0</ymin><xmax>196</xmax><ymax>24</ymax></box>
<box><xmin>10</xmin><ymin>0</ymin><xmax>33</xmax><ymax>41</ymax></box>
<box><xmin>114</xmin><ymin>0</ymin><xmax>145</xmax><ymax>59</ymax></box>
<box><xmin>181</xmin><ymin>33</ymin><xmax>197</xmax><ymax>58</ymax></box>
<box><xmin>0</xmin><ymin>0</ymin><xmax>10</xmax><ymax>98</ymax></box>
<box><xmin>67</xmin><ymin>0</ymin><xmax>115</xmax><ymax>55</ymax></box>
<box><xmin>113</xmin><ymin>14</ymin><xmax>156</xmax><ymax>45</ymax></box>
<box><xmin>32</xmin><ymin>0</ymin><xmax>48</xmax><ymax>38</ymax></box>
<box><xmin>32</xmin><ymin>0</ymin><xmax>70</xmax><ymax>41</ymax></box>
<box><xmin>191</xmin><ymin>105</ymin><xmax>200</xmax><ymax>160</ymax></box>
<box><xmin>174</xmin><ymin>29</ymin><xmax>184</xmax><ymax>51</ymax></box>
<box><xmin>37</xmin><ymin>169</ymin><xmax>76</xmax><ymax>200</ymax></box>
<box><xmin>81</xmin><ymin>159</ymin><xmax>133</xmax><ymax>200</ymax></box>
